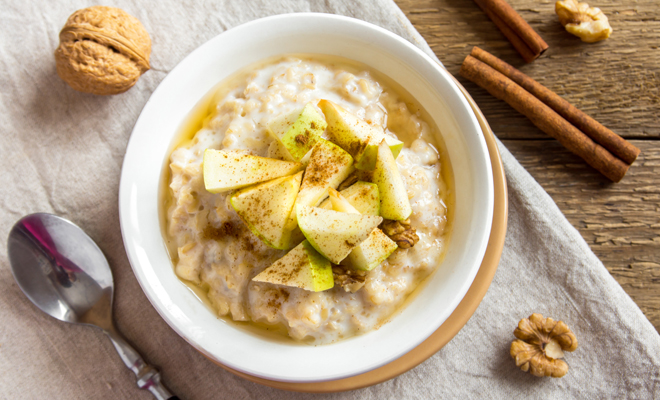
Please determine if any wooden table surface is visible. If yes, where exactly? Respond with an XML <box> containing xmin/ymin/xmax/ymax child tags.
<box><xmin>395</xmin><ymin>0</ymin><xmax>660</xmax><ymax>331</ymax></box>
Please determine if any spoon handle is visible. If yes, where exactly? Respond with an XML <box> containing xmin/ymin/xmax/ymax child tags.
<box><xmin>105</xmin><ymin>327</ymin><xmax>179</xmax><ymax>400</ymax></box>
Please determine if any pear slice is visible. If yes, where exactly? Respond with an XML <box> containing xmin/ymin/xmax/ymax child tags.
<box><xmin>286</xmin><ymin>139</ymin><xmax>354</xmax><ymax>228</ymax></box>
<box><xmin>319</xmin><ymin>181</ymin><xmax>380</xmax><ymax>216</ymax></box>
<box><xmin>318</xmin><ymin>99</ymin><xmax>403</xmax><ymax>171</ymax></box>
<box><xmin>373</xmin><ymin>140</ymin><xmax>412</xmax><ymax>220</ymax></box>
<box><xmin>267</xmin><ymin>103</ymin><xmax>327</xmax><ymax>161</ymax></box>
<box><xmin>253</xmin><ymin>240</ymin><xmax>333</xmax><ymax>292</ymax></box>
<box><xmin>203</xmin><ymin>149</ymin><xmax>303</xmax><ymax>193</ymax></box>
<box><xmin>328</xmin><ymin>188</ymin><xmax>397</xmax><ymax>271</ymax></box>
<box><xmin>297</xmin><ymin>205</ymin><xmax>382</xmax><ymax>264</ymax></box>
<box><xmin>230</xmin><ymin>171</ymin><xmax>303</xmax><ymax>250</ymax></box>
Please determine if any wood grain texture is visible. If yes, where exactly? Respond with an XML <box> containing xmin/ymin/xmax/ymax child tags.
<box><xmin>395</xmin><ymin>0</ymin><xmax>660</xmax><ymax>331</ymax></box>
<box><xmin>396</xmin><ymin>0</ymin><xmax>660</xmax><ymax>139</ymax></box>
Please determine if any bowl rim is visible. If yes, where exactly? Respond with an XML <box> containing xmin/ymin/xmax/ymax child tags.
<box><xmin>119</xmin><ymin>12</ymin><xmax>494</xmax><ymax>383</ymax></box>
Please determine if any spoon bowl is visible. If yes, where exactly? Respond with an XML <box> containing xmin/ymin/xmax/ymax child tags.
<box><xmin>8</xmin><ymin>213</ymin><xmax>113</xmax><ymax>326</ymax></box>
<box><xmin>7</xmin><ymin>213</ymin><xmax>177</xmax><ymax>400</ymax></box>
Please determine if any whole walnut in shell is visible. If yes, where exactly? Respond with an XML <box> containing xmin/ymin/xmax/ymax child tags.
<box><xmin>55</xmin><ymin>6</ymin><xmax>151</xmax><ymax>95</ymax></box>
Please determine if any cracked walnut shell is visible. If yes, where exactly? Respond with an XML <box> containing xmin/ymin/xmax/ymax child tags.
<box><xmin>55</xmin><ymin>6</ymin><xmax>151</xmax><ymax>95</ymax></box>
<box><xmin>510</xmin><ymin>313</ymin><xmax>578</xmax><ymax>378</ymax></box>
<box><xmin>556</xmin><ymin>0</ymin><xmax>612</xmax><ymax>43</ymax></box>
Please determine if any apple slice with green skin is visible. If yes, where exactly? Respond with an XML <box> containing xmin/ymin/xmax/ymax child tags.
<box><xmin>230</xmin><ymin>171</ymin><xmax>303</xmax><ymax>250</ymax></box>
<box><xmin>297</xmin><ymin>204</ymin><xmax>382</xmax><ymax>264</ymax></box>
<box><xmin>328</xmin><ymin>188</ymin><xmax>397</xmax><ymax>271</ymax></box>
<box><xmin>286</xmin><ymin>139</ymin><xmax>354</xmax><ymax>228</ymax></box>
<box><xmin>344</xmin><ymin>229</ymin><xmax>398</xmax><ymax>271</ymax></box>
<box><xmin>252</xmin><ymin>240</ymin><xmax>333</xmax><ymax>292</ymax></box>
<box><xmin>341</xmin><ymin>182</ymin><xmax>380</xmax><ymax>215</ymax></box>
<box><xmin>269</xmin><ymin>139</ymin><xmax>313</xmax><ymax>166</ymax></box>
<box><xmin>373</xmin><ymin>139</ymin><xmax>412</xmax><ymax>220</ymax></box>
<box><xmin>267</xmin><ymin>103</ymin><xmax>327</xmax><ymax>161</ymax></box>
<box><xmin>318</xmin><ymin>99</ymin><xmax>403</xmax><ymax>171</ymax></box>
<box><xmin>319</xmin><ymin>181</ymin><xmax>380</xmax><ymax>216</ymax></box>
<box><xmin>203</xmin><ymin>149</ymin><xmax>303</xmax><ymax>193</ymax></box>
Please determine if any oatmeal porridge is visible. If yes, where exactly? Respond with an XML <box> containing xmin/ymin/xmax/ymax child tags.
<box><xmin>163</xmin><ymin>56</ymin><xmax>453</xmax><ymax>344</ymax></box>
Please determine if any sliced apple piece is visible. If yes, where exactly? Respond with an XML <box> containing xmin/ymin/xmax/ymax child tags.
<box><xmin>253</xmin><ymin>240</ymin><xmax>333</xmax><ymax>292</ymax></box>
<box><xmin>287</xmin><ymin>139</ymin><xmax>354</xmax><ymax>228</ymax></box>
<box><xmin>374</xmin><ymin>139</ymin><xmax>412</xmax><ymax>220</ymax></box>
<box><xmin>340</xmin><ymin>182</ymin><xmax>380</xmax><ymax>216</ymax></box>
<box><xmin>296</xmin><ymin>205</ymin><xmax>382</xmax><ymax>264</ymax></box>
<box><xmin>203</xmin><ymin>149</ymin><xmax>303</xmax><ymax>193</ymax></box>
<box><xmin>267</xmin><ymin>139</ymin><xmax>294</xmax><ymax>161</ymax></box>
<box><xmin>320</xmin><ymin>182</ymin><xmax>380</xmax><ymax>216</ymax></box>
<box><xmin>269</xmin><ymin>139</ymin><xmax>313</xmax><ymax>166</ymax></box>
<box><xmin>298</xmin><ymin>148</ymin><xmax>312</xmax><ymax>165</ymax></box>
<box><xmin>344</xmin><ymin>229</ymin><xmax>398</xmax><ymax>271</ymax></box>
<box><xmin>328</xmin><ymin>188</ymin><xmax>397</xmax><ymax>271</ymax></box>
<box><xmin>318</xmin><ymin>99</ymin><xmax>403</xmax><ymax>171</ymax></box>
<box><xmin>230</xmin><ymin>171</ymin><xmax>303</xmax><ymax>250</ymax></box>
<box><xmin>267</xmin><ymin>103</ymin><xmax>327</xmax><ymax>161</ymax></box>
<box><xmin>328</xmin><ymin>187</ymin><xmax>358</xmax><ymax>214</ymax></box>
<box><xmin>318</xmin><ymin>198</ymin><xmax>332</xmax><ymax>211</ymax></box>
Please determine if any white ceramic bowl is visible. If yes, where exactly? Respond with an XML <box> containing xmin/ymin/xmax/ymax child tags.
<box><xmin>119</xmin><ymin>13</ymin><xmax>493</xmax><ymax>383</ymax></box>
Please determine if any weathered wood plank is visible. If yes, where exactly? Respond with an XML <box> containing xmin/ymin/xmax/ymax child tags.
<box><xmin>395</xmin><ymin>0</ymin><xmax>660</xmax><ymax>139</ymax></box>
<box><xmin>503</xmin><ymin>139</ymin><xmax>660</xmax><ymax>331</ymax></box>
<box><xmin>396</xmin><ymin>1</ymin><xmax>660</xmax><ymax>332</ymax></box>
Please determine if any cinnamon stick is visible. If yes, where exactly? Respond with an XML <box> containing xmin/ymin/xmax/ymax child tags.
<box><xmin>470</xmin><ymin>47</ymin><xmax>640</xmax><ymax>165</ymax></box>
<box><xmin>473</xmin><ymin>0</ymin><xmax>548</xmax><ymax>63</ymax></box>
<box><xmin>460</xmin><ymin>54</ymin><xmax>629</xmax><ymax>182</ymax></box>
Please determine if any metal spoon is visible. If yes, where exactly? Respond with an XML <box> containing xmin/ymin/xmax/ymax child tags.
<box><xmin>7</xmin><ymin>213</ymin><xmax>178</xmax><ymax>400</ymax></box>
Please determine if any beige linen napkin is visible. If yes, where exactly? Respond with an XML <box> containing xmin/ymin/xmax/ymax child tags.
<box><xmin>1</xmin><ymin>1</ymin><xmax>658</xmax><ymax>399</ymax></box>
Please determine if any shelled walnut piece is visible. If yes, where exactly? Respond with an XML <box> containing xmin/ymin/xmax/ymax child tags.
<box><xmin>510</xmin><ymin>313</ymin><xmax>578</xmax><ymax>378</ymax></box>
<box><xmin>332</xmin><ymin>265</ymin><xmax>367</xmax><ymax>293</ymax></box>
<box><xmin>380</xmin><ymin>218</ymin><xmax>419</xmax><ymax>249</ymax></box>
<box><xmin>55</xmin><ymin>6</ymin><xmax>151</xmax><ymax>95</ymax></box>
<box><xmin>556</xmin><ymin>0</ymin><xmax>612</xmax><ymax>43</ymax></box>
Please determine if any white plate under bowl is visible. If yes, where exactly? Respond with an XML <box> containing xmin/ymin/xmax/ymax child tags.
<box><xmin>119</xmin><ymin>13</ymin><xmax>493</xmax><ymax>383</ymax></box>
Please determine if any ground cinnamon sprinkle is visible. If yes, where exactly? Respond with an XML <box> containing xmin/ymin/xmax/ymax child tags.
<box><xmin>203</xmin><ymin>222</ymin><xmax>237</xmax><ymax>240</ymax></box>
<box><xmin>240</xmin><ymin>237</ymin><xmax>254</xmax><ymax>252</ymax></box>
<box><xmin>295</xmin><ymin>133</ymin><xmax>309</xmax><ymax>145</ymax></box>
<box><xmin>305</xmin><ymin>144</ymin><xmax>342</xmax><ymax>186</ymax></box>
<box><xmin>267</xmin><ymin>289</ymin><xmax>290</xmax><ymax>310</ymax></box>
<box><xmin>347</xmin><ymin>137</ymin><xmax>368</xmax><ymax>159</ymax></box>
<box><xmin>263</xmin><ymin>255</ymin><xmax>305</xmax><ymax>283</ymax></box>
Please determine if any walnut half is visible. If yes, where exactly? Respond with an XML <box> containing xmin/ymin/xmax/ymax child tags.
<box><xmin>556</xmin><ymin>0</ymin><xmax>612</xmax><ymax>43</ymax></box>
<box><xmin>380</xmin><ymin>218</ymin><xmax>419</xmax><ymax>249</ymax></box>
<box><xmin>510</xmin><ymin>313</ymin><xmax>578</xmax><ymax>378</ymax></box>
